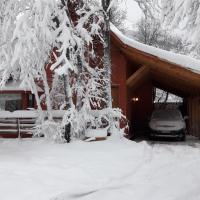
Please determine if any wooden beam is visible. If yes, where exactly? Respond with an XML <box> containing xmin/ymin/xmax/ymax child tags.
<box><xmin>153</xmin><ymin>81</ymin><xmax>187</xmax><ymax>98</ymax></box>
<box><xmin>126</xmin><ymin>65</ymin><xmax>150</xmax><ymax>89</ymax></box>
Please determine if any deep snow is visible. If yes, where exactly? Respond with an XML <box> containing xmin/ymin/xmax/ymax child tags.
<box><xmin>0</xmin><ymin>136</ymin><xmax>200</xmax><ymax>200</ymax></box>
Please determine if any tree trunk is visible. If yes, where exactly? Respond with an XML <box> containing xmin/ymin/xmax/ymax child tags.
<box><xmin>30</xmin><ymin>75</ymin><xmax>42</xmax><ymax>111</ymax></box>
<box><xmin>29</xmin><ymin>75</ymin><xmax>45</xmax><ymax>124</ymax></box>
<box><xmin>63</xmin><ymin>73</ymin><xmax>72</xmax><ymax>143</ymax></box>
<box><xmin>42</xmin><ymin>68</ymin><xmax>53</xmax><ymax>120</ymax></box>
<box><xmin>63</xmin><ymin>73</ymin><xmax>72</xmax><ymax>110</ymax></box>
<box><xmin>102</xmin><ymin>0</ymin><xmax>112</xmax><ymax>108</ymax></box>
<box><xmin>76</xmin><ymin>53</ymin><xmax>83</xmax><ymax>112</ymax></box>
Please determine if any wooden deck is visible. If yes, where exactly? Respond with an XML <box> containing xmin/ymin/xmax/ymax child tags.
<box><xmin>0</xmin><ymin>110</ymin><xmax>64</xmax><ymax>138</ymax></box>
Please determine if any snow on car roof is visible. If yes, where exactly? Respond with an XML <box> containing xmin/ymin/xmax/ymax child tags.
<box><xmin>152</xmin><ymin>109</ymin><xmax>182</xmax><ymax>120</ymax></box>
<box><xmin>111</xmin><ymin>24</ymin><xmax>200</xmax><ymax>74</ymax></box>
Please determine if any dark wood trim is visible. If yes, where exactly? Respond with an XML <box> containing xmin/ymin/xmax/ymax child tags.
<box><xmin>126</xmin><ymin>65</ymin><xmax>150</xmax><ymax>90</ymax></box>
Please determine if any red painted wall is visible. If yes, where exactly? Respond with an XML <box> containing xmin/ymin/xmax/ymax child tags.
<box><xmin>111</xmin><ymin>42</ymin><xmax>127</xmax><ymax>114</ymax></box>
<box><xmin>127</xmin><ymin>83</ymin><xmax>153</xmax><ymax>137</ymax></box>
<box><xmin>110</xmin><ymin>42</ymin><xmax>154</xmax><ymax>137</ymax></box>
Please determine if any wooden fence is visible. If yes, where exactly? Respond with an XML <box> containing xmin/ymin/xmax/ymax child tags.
<box><xmin>0</xmin><ymin>110</ymin><xmax>65</xmax><ymax>138</ymax></box>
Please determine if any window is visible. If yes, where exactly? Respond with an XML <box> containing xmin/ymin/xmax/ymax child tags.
<box><xmin>0</xmin><ymin>94</ymin><xmax>22</xmax><ymax>111</ymax></box>
<box><xmin>29</xmin><ymin>94</ymin><xmax>35</xmax><ymax>108</ymax></box>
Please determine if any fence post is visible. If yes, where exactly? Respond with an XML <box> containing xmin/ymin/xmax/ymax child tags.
<box><xmin>17</xmin><ymin>118</ymin><xmax>21</xmax><ymax>138</ymax></box>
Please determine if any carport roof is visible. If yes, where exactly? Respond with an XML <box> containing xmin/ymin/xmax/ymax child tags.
<box><xmin>110</xmin><ymin>24</ymin><xmax>200</xmax><ymax>97</ymax></box>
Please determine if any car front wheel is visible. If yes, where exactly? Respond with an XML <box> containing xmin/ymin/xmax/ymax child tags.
<box><xmin>179</xmin><ymin>131</ymin><xmax>186</xmax><ymax>141</ymax></box>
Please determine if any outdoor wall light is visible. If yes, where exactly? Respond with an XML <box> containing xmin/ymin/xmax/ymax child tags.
<box><xmin>132</xmin><ymin>97</ymin><xmax>139</xmax><ymax>102</ymax></box>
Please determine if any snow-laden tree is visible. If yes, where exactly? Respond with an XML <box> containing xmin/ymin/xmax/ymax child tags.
<box><xmin>101</xmin><ymin>0</ymin><xmax>112</xmax><ymax>108</ymax></box>
<box><xmin>133</xmin><ymin>0</ymin><xmax>200</xmax><ymax>54</ymax></box>
<box><xmin>86</xmin><ymin>0</ymin><xmax>126</xmax><ymax>30</ymax></box>
<box><xmin>133</xmin><ymin>0</ymin><xmax>160</xmax><ymax>19</ymax></box>
<box><xmin>160</xmin><ymin>0</ymin><xmax>200</xmax><ymax>56</ymax></box>
<box><xmin>50</xmin><ymin>0</ymin><xmax>127</xmax><ymax>140</ymax></box>
<box><xmin>0</xmin><ymin>0</ymin><xmax>127</xmax><ymax>141</ymax></box>
<box><xmin>133</xmin><ymin>15</ymin><xmax>188</xmax><ymax>54</ymax></box>
<box><xmin>161</xmin><ymin>1</ymin><xmax>200</xmax><ymax>37</ymax></box>
<box><xmin>110</xmin><ymin>3</ymin><xmax>126</xmax><ymax>31</ymax></box>
<box><xmin>0</xmin><ymin>0</ymin><xmax>56</xmax><ymax>120</ymax></box>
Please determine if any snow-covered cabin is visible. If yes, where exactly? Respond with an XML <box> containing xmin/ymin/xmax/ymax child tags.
<box><xmin>110</xmin><ymin>25</ymin><xmax>200</xmax><ymax>139</ymax></box>
<box><xmin>1</xmin><ymin>25</ymin><xmax>200</xmax><ymax>138</ymax></box>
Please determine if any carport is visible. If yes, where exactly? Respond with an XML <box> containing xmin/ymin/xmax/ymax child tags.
<box><xmin>110</xmin><ymin>25</ymin><xmax>200</xmax><ymax>139</ymax></box>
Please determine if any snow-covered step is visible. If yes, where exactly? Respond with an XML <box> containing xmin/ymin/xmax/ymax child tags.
<box><xmin>0</xmin><ymin>123</ymin><xmax>17</xmax><ymax>127</ymax></box>
<box><xmin>0</xmin><ymin>117</ymin><xmax>36</xmax><ymax>138</ymax></box>
<box><xmin>19</xmin><ymin>130</ymin><xmax>34</xmax><ymax>133</ymax></box>
<box><xmin>19</xmin><ymin>124</ymin><xmax>36</xmax><ymax>127</ymax></box>
<box><xmin>0</xmin><ymin>129</ymin><xmax>18</xmax><ymax>133</ymax></box>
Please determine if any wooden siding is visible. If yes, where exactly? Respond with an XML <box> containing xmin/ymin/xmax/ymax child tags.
<box><xmin>111</xmin><ymin>41</ymin><xmax>127</xmax><ymax>114</ymax></box>
<box><xmin>188</xmin><ymin>97</ymin><xmax>200</xmax><ymax>138</ymax></box>
<box><xmin>111</xmin><ymin>86</ymin><xmax>119</xmax><ymax>108</ymax></box>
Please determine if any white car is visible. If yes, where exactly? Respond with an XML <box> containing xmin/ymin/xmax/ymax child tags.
<box><xmin>149</xmin><ymin>109</ymin><xmax>186</xmax><ymax>140</ymax></box>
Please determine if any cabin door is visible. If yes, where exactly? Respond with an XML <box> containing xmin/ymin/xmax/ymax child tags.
<box><xmin>130</xmin><ymin>84</ymin><xmax>153</xmax><ymax>138</ymax></box>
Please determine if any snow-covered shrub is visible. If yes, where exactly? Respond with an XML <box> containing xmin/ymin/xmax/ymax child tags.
<box><xmin>59</xmin><ymin>107</ymin><xmax>86</xmax><ymax>140</ymax></box>
<box><xmin>51</xmin><ymin>107</ymin><xmax>128</xmax><ymax>141</ymax></box>
<box><xmin>33</xmin><ymin>119</ymin><xmax>64</xmax><ymax>141</ymax></box>
<box><xmin>90</xmin><ymin>108</ymin><xmax>128</xmax><ymax>135</ymax></box>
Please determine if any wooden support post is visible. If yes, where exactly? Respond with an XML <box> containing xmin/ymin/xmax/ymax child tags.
<box><xmin>126</xmin><ymin>65</ymin><xmax>150</xmax><ymax>90</ymax></box>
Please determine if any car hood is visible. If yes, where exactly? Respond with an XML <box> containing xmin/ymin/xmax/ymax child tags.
<box><xmin>149</xmin><ymin>120</ymin><xmax>186</xmax><ymax>132</ymax></box>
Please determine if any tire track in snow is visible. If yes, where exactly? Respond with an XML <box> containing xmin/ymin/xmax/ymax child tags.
<box><xmin>51</xmin><ymin>142</ymin><xmax>155</xmax><ymax>200</ymax></box>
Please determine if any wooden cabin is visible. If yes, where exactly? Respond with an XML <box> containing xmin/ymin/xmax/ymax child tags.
<box><xmin>1</xmin><ymin>25</ymin><xmax>200</xmax><ymax>139</ymax></box>
<box><xmin>110</xmin><ymin>25</ymin><xmax>200</xmax><ymax>139</ymax></box>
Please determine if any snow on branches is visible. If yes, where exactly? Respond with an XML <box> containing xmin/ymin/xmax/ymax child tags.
<box><xmin>161</xmin><ymin>0</ymin><xmax>200</xmax><ymax>46</ymax></box>
<box><xmin>134</xmin><ymin>0</ymin><xmax>200</xmax><ymax>50</ymax></box>
<box><xmin>0</xmin><ymin>0</ymin><xmax>127</xmax><ymax>141</ymax></box>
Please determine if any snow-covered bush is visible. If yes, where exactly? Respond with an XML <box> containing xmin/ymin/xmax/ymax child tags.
<box><xmin>34</xmin><ymin>120</ymin><xmax>62</xmax><ymax>141</ymax></box>
<box><xmin>86</xmin><ymin>108</ymin><xmax>128</xmax><ymax>136</ymax></box>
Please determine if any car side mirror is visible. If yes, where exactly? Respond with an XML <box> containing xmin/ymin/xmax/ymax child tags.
<box><xmin>184</xmin><ymin>116</ymin><xmax>189</xmax><ymax>120</ymax></box>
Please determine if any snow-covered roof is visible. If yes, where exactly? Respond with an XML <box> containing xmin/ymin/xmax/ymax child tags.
<box><xmin>0</xmin><ymin>80</ymin><xmax>43</xmax><ymax>92</ymax></box>
<box><xmin>110</xmin><ymin>24</ymin><xmax>200</xmax><ymax>74</ymax></box>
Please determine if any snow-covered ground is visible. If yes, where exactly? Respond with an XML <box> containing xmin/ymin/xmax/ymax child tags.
<box><xmin>1</xmin><ymin>136</ymin><xmax>200</xmax><ymax>200</ymax></box>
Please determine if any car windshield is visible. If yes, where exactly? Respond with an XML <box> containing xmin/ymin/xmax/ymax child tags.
<box><xmin>152</xmin><ymin>110</ymin><xmax>182</xmax><ymax>121</ymax></box>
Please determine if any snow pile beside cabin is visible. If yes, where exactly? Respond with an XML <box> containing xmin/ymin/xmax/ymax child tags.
<box><xmin>0</xmin><ymin>136</ymin><xmax>200</xmax><ymax>200</ymax></box>
<box><xmin>111</xmin><ymin>24</ymin><xmax>200</xmax><ymax>73</ymax></box>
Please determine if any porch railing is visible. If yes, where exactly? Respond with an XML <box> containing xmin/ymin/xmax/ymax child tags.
<box><xmin>0</xmin><ymin>110</ymin><xmax>65</xmax><ymax>138</ymax></box>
